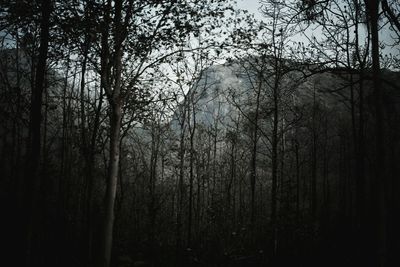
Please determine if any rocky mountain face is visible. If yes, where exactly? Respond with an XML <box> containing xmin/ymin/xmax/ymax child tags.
<box><xmin>168</xmin><ymin>56</ymin><xmax>400</xmax><ymax>220</ymax></box>
<box><xmin>176</xmin><ymin>57</ymin><xmax>400</xmax><ymax>133</ymax></box>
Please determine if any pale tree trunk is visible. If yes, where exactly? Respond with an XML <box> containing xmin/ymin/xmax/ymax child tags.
<box><xmin>101</xmin><ymin>0</ymin><xmax>124</xmax><ymax>266</ymax></box>
<box><xmin>102</xmin><ymin>100</ymin><xmax>122</xmax><ymax>267</ymax></box>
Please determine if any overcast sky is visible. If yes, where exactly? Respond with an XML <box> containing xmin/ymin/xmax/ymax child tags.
<box><xmin>236</xmin><ymin>0</ymin><xmax>263</xmax><ymax>19</ymax></box>
<box><xmin>235</xmin><ymin>0</ymin><xmax>399</xmax><ymax>58</ymax></box>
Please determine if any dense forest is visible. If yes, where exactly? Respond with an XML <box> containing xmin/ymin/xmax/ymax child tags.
<box><xmin>1</xmin><ymin>0</ymin><xmax>400</xmax><ymax>266</ymax></box>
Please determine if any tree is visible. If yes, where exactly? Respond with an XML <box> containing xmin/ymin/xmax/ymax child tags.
<box><xmin>272</xmin><ymin>0</ymin><xmax>399</xmax><ymax>265</ymax></box>
<box><xmin>382</xmin><ymin>0</ymin><xmax>400</xmax><ymax>43</ymax></box>
<box><xmin>91</xmin><ymin>1</ymin><xmax>234</xmax><ymax>266</ymax></box>
<box><xmin>23</xmin><ymin>0</ymin><xmax>51</xmax><ymax>266</ymax></box>
<box><xmin>365</xmin><ymin>1</ymin><xmax>386</xmax><ymax>265</ymax></box>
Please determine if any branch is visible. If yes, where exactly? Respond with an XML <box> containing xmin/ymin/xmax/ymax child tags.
<box><xmin>382</xmin><ymin>0</ymin><xmax>400</xmax><ymax>35</ymax></box>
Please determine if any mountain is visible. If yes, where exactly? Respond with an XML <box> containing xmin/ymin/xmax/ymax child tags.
<box><xmin>175</xmin><ymin>57</ymin><xmax>400</xmax><ymax>133</ymax></box>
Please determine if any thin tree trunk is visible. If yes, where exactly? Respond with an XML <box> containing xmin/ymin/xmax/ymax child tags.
<box><xmin>311</xmin><ymin>87</ymin><xmax>318</xmax><ymax>222</ymax></box>
<box><xmin>250</xmin><ymin>74</ymin><xmax>261</xmax><ymax>228</ymax></box>
<box><xmin>146</xmin><ymin>124</ymin><xmax>157</xmax><ymax>258</ymax></box>
<box><xmin>227</xmin><ymin>134</ymin><xmax>236</xmax><ymax>221</ymax></box>
<box><xmin>270</xmin><ymin>64</ymin><xmax>280</xmax><ymax>257</ymax></box>
<box><xmin>294</xmin><ymin>137</ymin><xmax>300</xmax><ymax>223</ymax></box>
<box><xmin>15</xmin><ymin>29</ymin><xmax>23</xmax><ymax>209</ymax></box>
<box><xmin>195</xmin><ymin>158</ymin><xmax>201</xmax><ymax>238</ymax></box>
<box><xmin>86</xmin><ymin>83</ymin><xmax>104</xmax><ymax>266</ymax></box>
<box><xmin>176</xmin><ymin>99</ymin><xmax>187</xmax><ymax>260</ymax></box>
<box><xmin>187</xmin><ymin>103</ymin><xmax>196</xmax><ymax>247</ymax></box>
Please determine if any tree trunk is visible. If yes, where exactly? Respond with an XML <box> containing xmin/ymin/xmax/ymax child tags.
<box><xmin>270</xmin><ymin>63</ymin><xmax>280</xmax><ymax>257</ymax></box>
<box><xmin>176</xmin><ymin>98</ymin><xmax>187</xmax><ymax>260</ymax></box>
<box><xmin>102</xmin><ymin>100</ymin><xmax>122</xmax><ymax>267</ymax></box>
<box><xmin>187</xmin><ymin>102</ymin><xmax>196</xmax><ymax>247</ymax></box>
<box><xmin>294</xmin><ymin>137</ymin><xmax>300</xmax><ymax>224</ymax></box>
<box><xmin>250</xmin><ymin>79</ymin><xmax>261</xmax><ymax>228</ymax></box>
<box><xmin>311</xmin><ymin>85</ymin><xmax>318</xmax><ymax>222</ymax></box>
<box><xmin>367</xmin><ymin>1</ymin><xmax>386</xmax><ymax>265</ymax></box>
<box><xmin>85</xmin><ymin>83</ymin><xmax>104</xmax><ymax>265</ymax></box>
<box><xmin>24</xmin><ymin>0</ymin><xmax>51</xmax><ymax>265</ymax></box>
<box><xmin>101</xmin><ymin>1</ymin><xmax>124</xmax><ymax>265</ymax></box>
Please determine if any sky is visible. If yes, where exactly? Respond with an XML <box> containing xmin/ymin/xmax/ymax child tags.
<box><xmin>236</xmin><ymin>0</ymin><xmax>262</xmax><ymax>19</ymax></box>
<box><xmin>235</xmin><ymin>0</ymin><xmax>400</xmax><ymax>60</ymax></box>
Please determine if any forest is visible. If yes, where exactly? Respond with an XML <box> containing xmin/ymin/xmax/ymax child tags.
<box><xmin>0</xmin><ymin>0</ymin><xmax>400</xmax><ymax>266</ymax></box>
